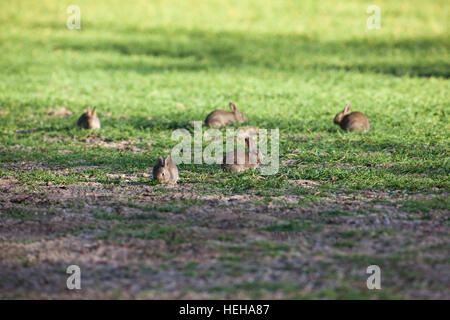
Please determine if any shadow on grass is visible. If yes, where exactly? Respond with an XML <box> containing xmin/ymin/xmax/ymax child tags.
<box><xmin>52</xmin><ymin>28</ymin><xmax>450</xmax><ymax>78</ymax></box>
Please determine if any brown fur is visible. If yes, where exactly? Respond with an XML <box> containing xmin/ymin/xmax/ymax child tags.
<box><xmin>152</xmin><ymin>155</ymin><xmax>179</xmax><ymax>184</ymax></box>
<box><xmin>334</xmin><ymin>104</ymin><xmax>369</xmax><ymax>132</ymax></box>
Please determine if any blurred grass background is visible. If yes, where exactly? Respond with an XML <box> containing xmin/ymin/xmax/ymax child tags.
<box><xmin>0</xmin><ymin>0</ymin><xmax>449</xmax><ymax>190</ymax></box>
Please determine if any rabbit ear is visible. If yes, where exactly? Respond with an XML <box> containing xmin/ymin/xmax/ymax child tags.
<box><xmin>165</xmin><ymin>155</ymin><xmax>171</xmax><ymax>164</ymax></box>
<box><xmin>229</xmin><ymin>102</ymin><xmax>236</xmax><ymax>112</ymax></box>
<box><xmin>344</xmin><ymin>104</ymin><xmax>351</xmax><ymax>113</ymax></box>
<box><xmin>158</xmin><ymin>156</ymin><xmax>165</xmax><ymax>166</ymax></box>
<box><xmin>86</xmin><ymin>106</ymin><xmax>91</xmax><ymax>114</ymax></box>
<box><xmin>92</xmin><ymin>106</ymin><xmax>97</xmax><ymax>115</ymax></box>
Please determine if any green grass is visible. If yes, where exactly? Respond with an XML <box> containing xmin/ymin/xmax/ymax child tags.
<box><xmin>396</xmin><ymin>196</ymin><xmax>450</xmax><ymax>213</ymax></box>
<box><xmin>0</xmin><ymin>0</ymin><xmax>448</xmax><ymax>195</ymax></box>
<box><xmin>209</xmin><ymin>281</ymin><xmax>401</xmax><ymax>299</ymax></box>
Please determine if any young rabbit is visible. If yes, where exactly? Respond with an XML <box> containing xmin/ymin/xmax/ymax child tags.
<box><xmin>333</xmin><ymin>104</ymin><xmax>369</xmax><ymax>132</ymax></box>
<box><xmin>77</xmin><ymin>106</ymin><xmax>101</xmax><ymax>129</ymax></box>
<box><xmin>222</xmin><ymin>138</ymin><xmax>263</xmax><ymax>172</ymax></box>
<box><xmin>205</xmin><ymin>102</ymin><xmax>247</xmax><ymax>128</ymax></box>
<box><xmin>152</xmin><ymin>155</ymin><xmax>179</xmax><ymax>184</ymax></box>
<box><xmin>236</xmin><ymin>126</ymin><xmax>260</xmax><ymax>137</ymax></box>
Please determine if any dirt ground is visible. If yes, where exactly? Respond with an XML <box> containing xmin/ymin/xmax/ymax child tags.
<box><xmin>0</xmin><ymin>163</ymin><xmax>448</xmax><ymax>299</ymax></box>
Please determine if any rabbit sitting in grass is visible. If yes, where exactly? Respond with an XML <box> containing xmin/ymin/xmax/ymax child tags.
<box><xmin>77</xmin><ymin>106</ymin><xmax>100</xmax><ymax>129</ymax></box>
<box><xmin>333</xmin><ymin>104</ymin><xmax>369</xmax><ymax>132</ymax></box>
<box><xmin>222</xmin><ymin>138</ymin><xmax>263</xmax><ymax>172</ymax></box>
<box><xmin>153</xmin><ymin>155</ymin><xmax>179</xmax><ymax>184</ymax></box>
<box><xmin>205</xmin><ymin>102</ymin><xmax>247</xmax><ymax>128</ymax></box>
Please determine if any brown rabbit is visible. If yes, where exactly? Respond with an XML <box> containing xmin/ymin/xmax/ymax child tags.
<box><xmin>152</xmin><ymin>155</ymin><xmax>179</xmax><ymax>184</ymax></box>
<box><xmin>205</xmin><ymin>102</ymin><xmax>247</xmax><ymax>128</ymax></box>
<box><xmin>77</xmin><ymin>106</ymin><xmax>101</xmax><ymax>129</ymax></box>
<box><xmin>236</xmin><ymin>126</ymin><xmax>260</xmax><ymax>137</ymax></box>
<box><xmin>222</xmin><ymin>138</ymin><xmax>263</xmax><ymax>172</ymax></box>
<box><xmin>334</xmin><ymin>104</ymin><xmax>369</xmax><ymax>132</ymax></box>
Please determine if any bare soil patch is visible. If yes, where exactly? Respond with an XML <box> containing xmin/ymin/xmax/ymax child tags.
<box><xmin>0</xmin><ymin>165</ymin><xmax>449</xmax><ymax>299</ymax></box>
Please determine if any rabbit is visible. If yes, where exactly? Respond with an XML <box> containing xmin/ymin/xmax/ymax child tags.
<box><xmin>222</xmin><ymin>138</ymin><xmax>263</xmax><ymax>172</ymax></box>
<box><xmin>77</xmin><ymin>106</ymin><xmax>101</xmax><ymax>129</ymax></box>
<box><xmin>205</xmin><ymin>102</ymin><xmax>247</xmax><ymax>128</ymax></box>
<box><xmin>333</xmin><ymin>104</ymin><xmax>369</xmax><ymax>132</ymax></box>
<box><xmin>152</xmin><ymin>155</ymin><xmax>179</xmax><ymax>184</ymax></box>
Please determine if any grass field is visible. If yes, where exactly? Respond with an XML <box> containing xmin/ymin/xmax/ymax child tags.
<box><xmin>0</xmin><ymin>0</ymin><xmax>449</xmax><ymax>299</ymax></box>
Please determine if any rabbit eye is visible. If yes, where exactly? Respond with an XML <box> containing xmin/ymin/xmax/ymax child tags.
<box><xmin>162</xmin><ymin>172</ymin><xmax>165</xmax><ymax>176</ymax></box>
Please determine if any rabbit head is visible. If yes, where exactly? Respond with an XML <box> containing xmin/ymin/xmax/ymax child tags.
<box><xmin>334</xmin><ymin>104</ymin><xmax>351</xmax><ymax>125</ymax></box>
<box><xmin>153</xmin><ymin>155</ymin><xmax>172</xmax><ymax>183</ymax></box>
